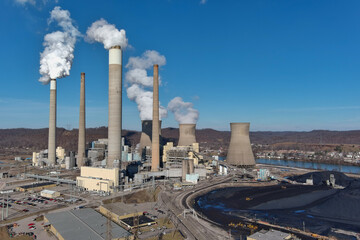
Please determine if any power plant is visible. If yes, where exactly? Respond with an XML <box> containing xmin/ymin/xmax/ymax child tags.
<box><xmin>107</xmin><ymin>46</ymin><xmax>122</xmax><ymax>168</ymax></box>
<box><xmin>77</xmin><ymin>72</ymin><xmax>86</xmax><ymax>167</ymax></box>
<box><xmin>48</xmin><ymin>79</ymin><xmax>57</xmax><ymax>166</ymax></box>
<box><xmin>178</xmin><ymin>124</ymin><xmax>197</xmax><ymax>146</ymax></box>
<box><xmin>226</xmin><ymin>122</ymin><xmax>255</xmax><ymax>167</ymax></box>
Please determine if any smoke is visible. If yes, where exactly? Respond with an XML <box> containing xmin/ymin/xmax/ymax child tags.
<box><xmin>39</xmin><ymin>6</ymin><xmax>80</xmax><ymax>84</ymax></box>
<box><xmin>86</xmin><ymin>19</ymin><xmax>128</xmax><ymax>49</ymax></box>
<box><xmin>125</xmin><ymin>50</ymin><xmax>167</xmax><ymax>120</ymax></box>
<box><xmin>168</xmin><ymin>97</ymin><xmax>199</xmax><ymax>124</ymax></box>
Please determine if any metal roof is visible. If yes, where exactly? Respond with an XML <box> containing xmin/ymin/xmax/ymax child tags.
<box><xmin>45</xmin><ymin>208</ymin><xmax>131</xmax><ymax>240</ymax></box>
<box><xmin>248</xmin><ymin>229</ymin><xmax>291</xmax><ymax>240</ymax></box>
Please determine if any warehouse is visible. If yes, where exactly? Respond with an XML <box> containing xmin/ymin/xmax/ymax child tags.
<box><xmin>16</xmin><ymin>182</ymin><xmax>56</xmax><ymax>192</ymax></box>
<box><xmin>99</xmin><ymin>203</ymin><xmax>155</xmax><ymax>229</ymax></box>
<box><xmin>44</xmin><ymin>208</ymin><xmax>132</xmax><ymax>240</ymax></box>
<box><xmin>40</xmin><ymin>189</ymin><xmax>60</xmax><ymax>198</ymax></box>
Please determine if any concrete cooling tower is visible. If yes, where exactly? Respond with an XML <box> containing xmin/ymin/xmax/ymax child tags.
<box><xmin>226</xmin><ymin>122</ymin><xmax>255</xmax><ymax>167</ymax></box>
<box><xmin>48</xmin><ymin>79</ymin><xmax>57</xmax><ymax>166</ymax></box>
<box><xmin>178</xmin><ymin>124</ymin><xmax>196</xmax><ymax>146</ymax></box>
<box><xmin>139</xmin><ymin>120</ymin><xmax>162</xmax><ymax>150</ymax></box>
<box><xmin>107</xmin><ymin>46</ymin><xmax>122</xmax><ymax>168</ymax></box>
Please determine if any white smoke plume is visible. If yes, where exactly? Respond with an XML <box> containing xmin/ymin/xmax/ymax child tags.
<box><xmin>168</xmin><ymin>97</ymin><xmax>199</xmax><ymax>124</ymax></box>
<box><xmin>125</xmin><ymin>50</ymin><xmax>167</xmax><ymax>120</ymax></box>
<box><xmin>39</xmin><ymin>6</ymin><xmax>80</xmax><ymax>84</ymax></box>
<box><xmin>86</xmin><ymin>19</ymin><xmax>128</xmax><ymax>49</ymax></box>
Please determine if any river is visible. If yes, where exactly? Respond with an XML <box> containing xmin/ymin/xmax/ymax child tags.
<box><xmin>256</xmin><ymin>158</ymin><xmax>360</xmax><ymax>174</ymax></box>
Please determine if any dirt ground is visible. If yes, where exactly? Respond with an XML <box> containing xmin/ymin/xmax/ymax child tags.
<box><xmin>0</xmin><ymin>226</ymin><xmax>32</xmax><ymax>240</ymax></box>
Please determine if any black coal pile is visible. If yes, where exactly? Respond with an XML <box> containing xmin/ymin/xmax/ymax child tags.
<box><xmin>288</xmin><ymin>171</ymin><xmax>355</xmax><ymax>187</ymax></box>
<box><xmin>308</xmin><ymin>180</ymin><xmax>360</xmax><ymax>224</ymax></box>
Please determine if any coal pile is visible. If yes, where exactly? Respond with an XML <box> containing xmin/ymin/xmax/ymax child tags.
<box><xmin>289</xmin><ymin>171</ymin><xmax>355</xmax><ymax>187</ymax></box>
<box><xmin>308</xmin><ymin>180</ymin><xmax>360</xmax><ymax>224</ymax></box>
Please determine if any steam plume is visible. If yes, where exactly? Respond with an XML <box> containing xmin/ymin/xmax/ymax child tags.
<box><xmin>86</xmin><ymin>19</ymin><xmax>128</xmax><ymax>49</ymax></box>
<box><xmin>125</xmin><ymin>50</ymin><xmax>167</xmax><ymax>120</ymax></box>
<box><xmin>39</xmin><ymin>6</ymin><xmax>80</xmax><ymax>84</ymax></box>
<box><xmin>168</xmin><ymin>97</ymin><xmax>199</xmax><ymax>124</ymax></box>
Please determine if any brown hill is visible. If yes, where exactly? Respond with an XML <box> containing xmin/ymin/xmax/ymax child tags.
<box><xmin>1</xmin><ymin>128</ymin><xmax>360</xmax><ymax>155</ymax></box>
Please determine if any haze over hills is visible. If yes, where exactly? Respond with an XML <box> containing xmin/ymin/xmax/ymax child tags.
<box><xmin>1</xmin><ymin>128</ymin><xmax>360</xmax><ymax>155</ymax></box>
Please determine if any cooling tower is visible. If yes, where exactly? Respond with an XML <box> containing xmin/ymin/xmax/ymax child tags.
<box><xmin>48</xmin><ymin>79</ymin><xmax>57</xmax><ymax>166</ymax></box>
<box><xmin>226</xmin><ymin>122</ymin><xmax>255</xmax><ymax>167</ymax></box>
<box><xmin>139</xmin><ymin>120</ymin><xmax>162</xmax><ymax>151</ymax></box>
<box><xmin>77</xmin><ymin>72</ymin><xmax>86</xmax><ymax>167</ymax></box>
<box><xmin>107</xmin><ymin>46</ymin><xmax>122</xmax><ymax>168</ymax></box>
<box><xmin>151</xmin><ymin>65</ymin><xmax>160</xmax><ymax>171</ymax></box>
<box><xmin>178</xmin><ymin>124</ymin><xmax>196</xmax><ymax>146</ymax></box>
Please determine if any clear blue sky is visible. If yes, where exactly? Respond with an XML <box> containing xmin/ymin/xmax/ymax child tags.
<box><xmin>1</xmin><ymin>0</ymin><xmax>360</xmax><ymax>131</ymax></box>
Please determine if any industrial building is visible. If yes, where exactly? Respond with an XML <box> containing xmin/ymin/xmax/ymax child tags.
<box><xmin>99</xmin><ymin>203</ymin><xmax>156</xmax><ymax>229</ymax></box>
<box><xmin>40</xmin><ymin>189</ymin><xmax>60</xmax><ymax>198</ymax></box>
<box><xmin>76</xmin><ymin>166</ymin><xmax>119</xmax><ymax>193</ymax></box>
<box><xmin>248</xmin><ymin>229</ymin><xmax>295</xmax><ymax>240</ymax></box>
<box><xmin>16</xmin><ymin>182</ymin><xmax>56</xmax><ymax>192</ymax></box>
<box><xmin>44</xmin><ymin>208</ymin><xmax>132</xmax><ymax>240</ymax></box>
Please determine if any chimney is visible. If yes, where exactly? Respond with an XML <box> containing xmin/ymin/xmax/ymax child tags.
<box><xmin>48</xmin><ymin>79</ymin><xmax>57</xmax><ymax>166</ymax></box>
<box><xmin>151</xmin><ymin>64</ymin><xmax>160</xmax><ymax>171</ymax></box>
<box><xmin>107</xmin><ymin>46</ymin><xmax>122</xmax><ymax>168</ymax></box>
<box><xmin>77</xmin><ymin>72</ymin><xmax>86</xmax><ymax>167</ymax></box>
<box><xmin>226</xmin><ymin>122</ymin><xmax>255</xmax><ymax>167</ymax></box>
<box><xmin>178</xmin><ymin>124</ymin><xmax>196</xmax><ymax>146</ymax></box>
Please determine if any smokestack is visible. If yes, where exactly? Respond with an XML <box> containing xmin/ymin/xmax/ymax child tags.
<box><xmin>77</xmin><ymin>72</ymin><xmax>86</xmax><ymax>167</ymax></box>
<box><xmin>151</xmin><ymin>64</ymin><xmax>160</xmax><ymax>171</ymax></box>
<box><xmin>139</xmin><ymin>120</ymin><xmax>162</xmax><ymax>152</ymax></box>
<box><xmin>178</xmin><ymin>124</ymin><xmax>196</xmax><ymax>146</ymax></box>
<box><xmin>226</xmin><ymin>122</ymin><xmax>255</xmax><ymax>167</ymax></box>
<box><xmin>107</xmin><ymin>46</ymin><xmax>122</xmax><ymax>168</ymax></box>
<box><xmin>48</xmin><ymin>79</ymin><xmax>56</xmax><ymax>166</ymax></box>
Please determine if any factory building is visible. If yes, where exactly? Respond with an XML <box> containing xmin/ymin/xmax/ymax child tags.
<box><xmin>248</xmin><ymin>229</ymin><xmax>294</xmax><ymax>240</ymax></box>
<box><xmin>76</xmin><ymin>166</ymin><xmax>119</xmax><ymax>193</ymax></box>
<box><xmin>163</xmin><ymin>142</ymin><xmax>201</xmax><ymax>166</ymax></box>
<box><xmin>45</xmin><ymin>208</ymin><xmax>132</xmax><ymax>240</ymax></box>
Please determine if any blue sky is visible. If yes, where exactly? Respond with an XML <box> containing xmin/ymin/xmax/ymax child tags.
<box><xmin>1</xmin><ymin>0</ymin><xmax>360</xmax><ymax>131</ymax></box>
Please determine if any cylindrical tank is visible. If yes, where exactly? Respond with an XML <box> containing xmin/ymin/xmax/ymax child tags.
<box><xmin>151</xmin><ymin>65</ymin><xmax>160</xmax><ymax>172</ymax></box>
<box><xmin>107</xmin><ymin>46</ymin><xmax>122</xmax><ymax>168</ymax></box>
<box><xmin>48</xmin><ymin>79</ymin><xmax>57</xmax><ymax>166</ymax></box>
<box><xmin>178</xmin><ymin>124</ymin><xmax>196</xmax><ymax>146</ymax></box>
<box><xmin>226</xmin><ymin>122</ymin><xmax>255</xmax><ymax>167</ymax></box>
<box><xmin>77</xmin><ymin>72</ymin><xmax>86</xmax><ymax>167</ymax></box>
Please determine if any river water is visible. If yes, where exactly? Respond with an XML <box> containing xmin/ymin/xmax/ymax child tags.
<box><xmin>256</xmin><ymin>158</ymin><xmax>360</xmax><ymax>174</ymax></box>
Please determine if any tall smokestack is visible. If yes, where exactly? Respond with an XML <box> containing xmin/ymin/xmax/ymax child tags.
<box><xmin>48</xmin><ymin>79</ymin><xmax>57</xmax><ymax>166</ymax></box>
<box><xmin>107</xmin><ymin>46</ymin><xmax>122</xmax><ymax>168</ymax></box>
<box><xmin>151</xmin><ymin>64</ymin><xmax>160</xmax><ymax>171</ymax></box>
<box><xmin>178</xmin><ymin>124</ymin><xmax>196</xmax><ymax>146</ymax></box>
<box><xmin>226</xmin><ymin>122</ymin><xmax>255</xmax><ymax>167</ymax></box>
<box><xmin>77</xmin><ymin>72</ymin><xmax>86</xmax><ymax>167</ymax></box>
